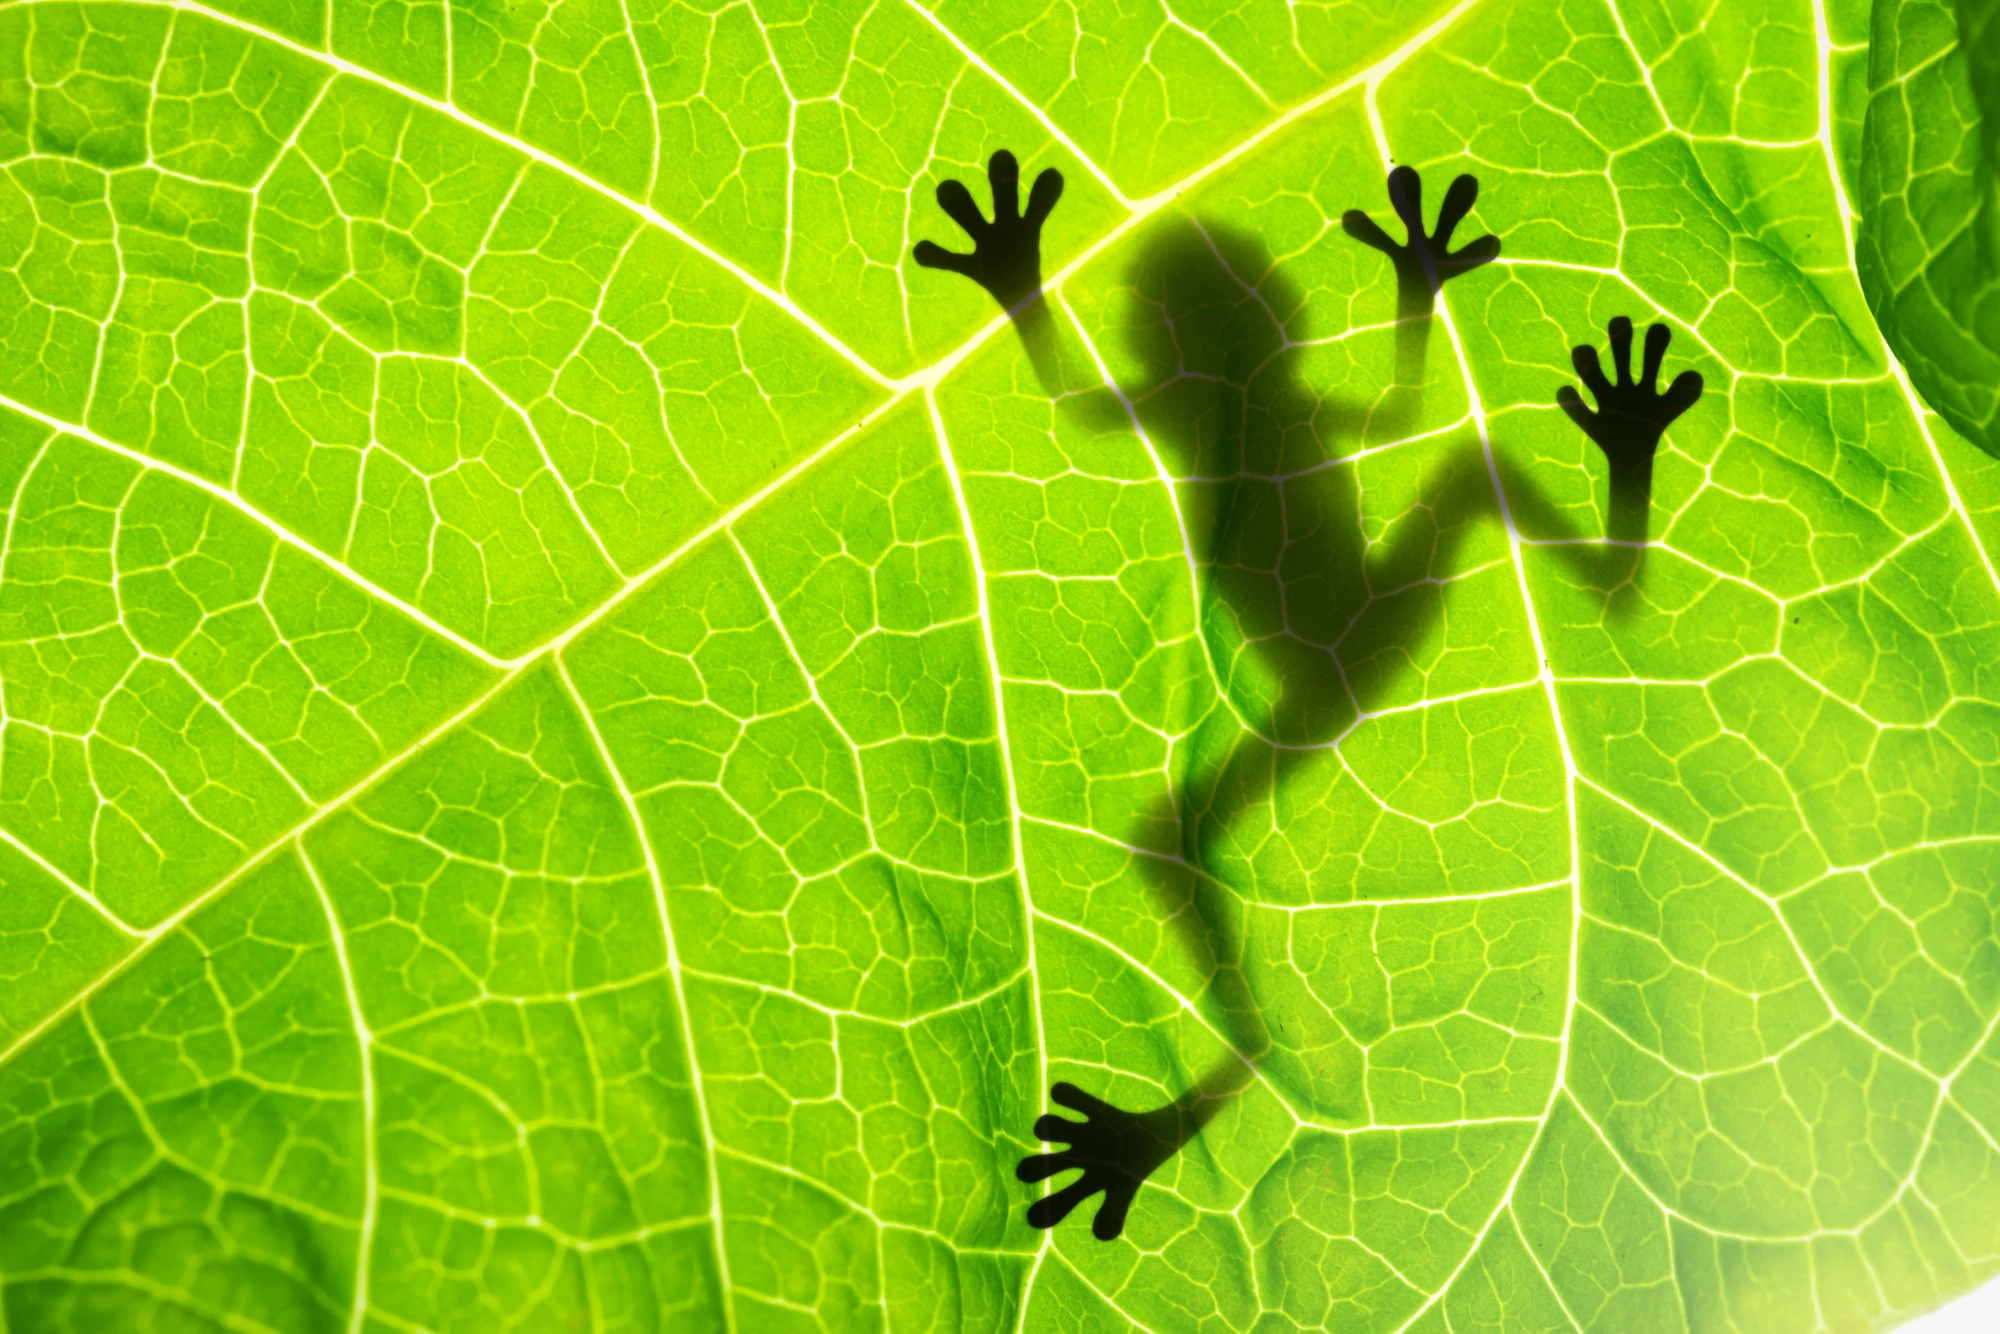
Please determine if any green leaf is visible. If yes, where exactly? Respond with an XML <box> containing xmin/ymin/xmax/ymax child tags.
<box><xmin>1858</xmin><ymin>0</ymin><xmax>2000</xmax><ymax>457</ymax></box>
<box><xmin>0</xmin><ymin>0</ymin><xmax>1997</xmax><ymax>1330</ymax></box>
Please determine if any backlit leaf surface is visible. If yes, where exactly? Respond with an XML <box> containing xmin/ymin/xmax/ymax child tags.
<box><xmin>1</xmin><ymin>0</ymin><xmax>1999</xmax><ymax>1329</ymax></box>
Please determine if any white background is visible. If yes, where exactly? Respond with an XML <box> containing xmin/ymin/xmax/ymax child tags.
<box><xmin>1899</xmin><ymin>1273</ymin><xmax>2000</xmax><ymax>1331</ymax></box>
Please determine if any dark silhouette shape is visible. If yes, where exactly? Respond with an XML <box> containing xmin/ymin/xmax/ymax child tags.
<box><xmin>912</xmin><ymin>150</ymin><xmax>1121</xmax><ymax>428</ymax></box>
<box><xmin>1472</xmin><ymin>320</ymin><xmax>1707</xmax><ymax>617</ymax></box>
<box><xmin>1015</xmin><ymin>1082</ymin><xmax>1204</xmax><ymax>1240</ymax></box>
<box><xmin>1342</xmin><ymin>166</ymin><xmax>1500</xmax><ymax>384</ymax></box>
<box><xmin>1487</xmin><ymin>456</ymin><xmax>1648</xmax><ymax>610</ymax></box>
<box><xmin>917</xmin><ymin>158</ymin><xmax>1522</xmax><ymax>1241</ymax></box>
<box><xmin>1557</xmin><ymin>316</ymin><xmax>1703</xmax><ymax>544</ymax></box>
<box><xmin>913</xmin><ymin>150</ymin><xmax>1064</xmax><ymax>312</ymax></box>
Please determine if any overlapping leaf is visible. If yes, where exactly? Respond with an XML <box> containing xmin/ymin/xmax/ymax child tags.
<box><xmin>1858</xmin><ymin>0</ymin><xmax>2000</xmax><ymax>457</ymax></box>
<box><xmin>0</xmin><ymin>0</ymin><xmax>1998</xmax><ymax>1330</ymax></box>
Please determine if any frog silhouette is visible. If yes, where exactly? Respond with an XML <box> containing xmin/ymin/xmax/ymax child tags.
<box><xmin>915</xmin><ymin>153</ymin><xmax>1699</xmax><ymax>1239</ymax></box>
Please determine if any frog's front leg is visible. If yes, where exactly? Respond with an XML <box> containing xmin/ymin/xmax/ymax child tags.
<box><xmin>1342</xmin><ymin>165</ymin><xmax>1501</xmax><ymax>319</ymax></box>
<box><xmin>1558</xmin><ymin>316</ymin><xmax>1705</xmax><ymax>541</ymax></box>
<box><xmin>1343</xmin><ymin>166</ymin><xmax>1500</xmax><ymax>386</ymax></box>
<box><xmin>912</xmin><ymin>149</ymin><xmax>1064</xmax><ymax>313</ymax></box>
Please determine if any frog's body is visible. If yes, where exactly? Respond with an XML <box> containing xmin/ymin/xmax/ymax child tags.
<box><xmin>915</xmin><ymin>153</ymin><xmax>1701</xmax><ymax>1241</ymax></box>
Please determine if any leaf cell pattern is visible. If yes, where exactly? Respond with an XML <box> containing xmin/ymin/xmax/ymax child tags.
<box><xmin>0</xmin><ymin>0</ymin><xmax>1998</xmax><ymax>1330</ymax></box>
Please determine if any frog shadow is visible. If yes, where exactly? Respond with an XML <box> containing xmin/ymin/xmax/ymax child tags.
<box><xmin>1013</xmin><ymin>216</ymin><xmax>1652</xmax><ymax>1236</ymax></box>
